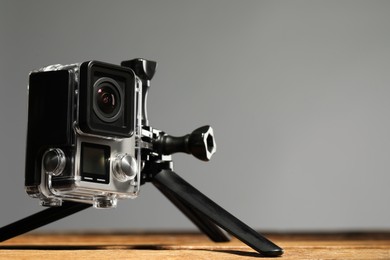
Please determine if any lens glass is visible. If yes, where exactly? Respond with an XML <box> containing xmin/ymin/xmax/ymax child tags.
<box><xmin>97</xmin><ymin>86</ymin><xmax>118</xmax><ymax>115</ymax></box>
<box><xmin>93</xmin><ymin>77</ymin><xmax>123</xmax><ymax>122</ymax></box>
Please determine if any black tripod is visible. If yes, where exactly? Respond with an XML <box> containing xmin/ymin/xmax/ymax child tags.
<box><xmin>0</xmin><ymin>59</ymin><xmax>283</xmax><ymax>257</ymax></box>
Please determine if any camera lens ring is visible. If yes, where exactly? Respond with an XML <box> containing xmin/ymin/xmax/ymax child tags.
<box><xmin>93</xmin><ymin>77</ymin><xmax>123</xmax><ymax>123</ymax></box>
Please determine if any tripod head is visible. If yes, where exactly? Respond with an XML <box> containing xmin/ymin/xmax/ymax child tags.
<box><xmin>122</xmin><ymin>58</ymin><xmax>216</xmax><ymax>162</ymax></box>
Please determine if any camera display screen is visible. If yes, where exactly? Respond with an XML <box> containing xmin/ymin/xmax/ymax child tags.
<box><xmin>83</xmin><ymin>146</ymin><xmax>106</xmax><ymax>175</ymax></box>
<box><xmin>81</xmin><ymin>143</ymin><xmax>110</xmax><ymax>184</ymax></box>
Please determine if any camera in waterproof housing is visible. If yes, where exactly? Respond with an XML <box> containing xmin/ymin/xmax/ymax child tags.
<box><xmin>25</xmin><ymin>61</ymin><xmax>142</xmax><ymax>208</ymax></box>
<box><xmin>4</xmin><ymin>59</ymin><xmax>283</xmax><ymax>257</ymax></box>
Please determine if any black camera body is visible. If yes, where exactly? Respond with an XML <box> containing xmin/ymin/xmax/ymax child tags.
<box><xmin>25</xmin><ymin>61</ymin><xmax>142</xmax><ymax>208</ymax></box>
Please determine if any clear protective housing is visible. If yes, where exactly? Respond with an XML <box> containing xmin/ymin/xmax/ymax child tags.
<box><xmin>25</xmin><ymin>62</ymin><xmax>142</xmax><ymax>208</ymax></box>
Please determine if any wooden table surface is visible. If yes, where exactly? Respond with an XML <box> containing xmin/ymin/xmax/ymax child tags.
<box><xmin>0</xmin><ymin>232</ymin><xmax>390</xmax><ymax>259</ymax></box>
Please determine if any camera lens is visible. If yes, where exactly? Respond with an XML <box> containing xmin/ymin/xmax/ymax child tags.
<box><xmin>97</xmin><ymin>86</ymin><xmax>118</xmax><ymax>114</ymax></box>
<box><xmin>93</xmin><ymin>77</ymin><xmax>123</xmax><ymax>122</ymax></box>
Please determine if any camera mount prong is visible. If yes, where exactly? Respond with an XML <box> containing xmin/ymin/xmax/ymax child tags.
<box><xmin>121</xmin><ymin>58</ymin><xmax>157</xmax><ymax>126</ymax></box>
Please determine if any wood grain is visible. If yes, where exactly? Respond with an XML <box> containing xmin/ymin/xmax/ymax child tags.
<box><xmin>1</xmin><ymin>232</ymin><xmax>390</xmax><ymax>259</ymax></box>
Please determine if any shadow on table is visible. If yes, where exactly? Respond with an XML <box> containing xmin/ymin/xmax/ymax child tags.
<box><xmin>0</xmin><ymin>244</ymin><xmax>264</xmax><ymax>258</ymax></box>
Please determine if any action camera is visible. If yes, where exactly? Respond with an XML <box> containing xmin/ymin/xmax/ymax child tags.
<box><xmin>25</xmin><ymin>61</ymin><xmax>142</xmax><ymax>208</ymax></box>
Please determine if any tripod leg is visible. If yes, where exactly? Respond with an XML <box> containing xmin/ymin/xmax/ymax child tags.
<box><xmin>0</xmin><ymin>202</ymin><xmax>91</xmax><ymax>242</ymax></box>
<box><xmin>152</xmin><ymin>169</ymin><xmax>283</xmax><ymax>257</ymax></box>
<box><xmin>153</xmin><ymin>181</ymin><xmax>230</xmax><ymax>242</ymax></box>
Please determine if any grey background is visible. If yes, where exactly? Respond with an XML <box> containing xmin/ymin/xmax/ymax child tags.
<box><xmin>1</xmin><ymin>0</ymin><xmax>390</xmax><ymax>232</ymax></box>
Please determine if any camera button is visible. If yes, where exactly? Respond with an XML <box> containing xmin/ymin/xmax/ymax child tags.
<box><xmin>43</xmin><ymin>148</ymin><xmax>66</xmax><ymax>176</ymax></box>
<box><xmin>113</xmin><ymin>154</ymin><xmax>137</xmax><ymax>182</ymax></box>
